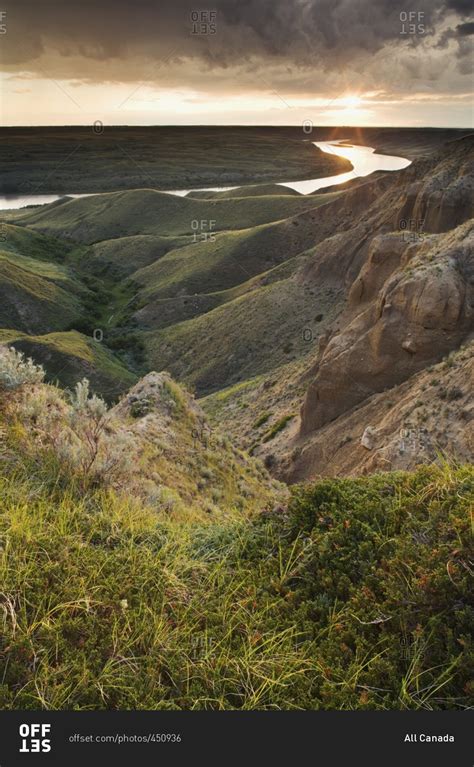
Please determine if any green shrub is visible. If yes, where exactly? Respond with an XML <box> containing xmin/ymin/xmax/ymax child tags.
<box><xmin>0</xmin><ymin>346</ymin><xmax>45</xmax><ymax>390</ymax></box>
<box><xmin>262</xmin><ymin>414</ymin><xmax>295</xmax><ymax>442</ymax></box>
<box><xmin>0</xmin><ymin>457</ymin><xmax>471</xmax><ymax>710</ymax></box>
<box><xmin>252</xmin><ymin>412</ymin><xmax>271</xmax><ymax>429</ymax></box>
<box><xmin>130</xmin><ymin>397</ymin><xmax>153</xmax><ymax>418</ymax></box>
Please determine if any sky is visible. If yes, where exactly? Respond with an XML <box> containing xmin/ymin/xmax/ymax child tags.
<box><xmin>0</xmin><ymin>0</ymin><xmax>473</xmax><ymax>127</ymax></box>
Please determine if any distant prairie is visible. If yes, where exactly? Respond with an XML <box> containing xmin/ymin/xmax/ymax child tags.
<box><xmin>1</xmin><ymin>125</ymin><xmax>470</xmax><ymax>196</ymax></box>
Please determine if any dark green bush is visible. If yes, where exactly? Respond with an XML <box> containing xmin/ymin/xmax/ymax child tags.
<box><xmin>1</xmin><ymin>462</ymin><xmax>472</xmax><ymax>710</ymax></box>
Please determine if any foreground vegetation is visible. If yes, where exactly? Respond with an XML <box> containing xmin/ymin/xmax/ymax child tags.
<box><xmin>1</xmin><ymin>376</ymin><xmax>471</xmax><ymax>709</ymax></box>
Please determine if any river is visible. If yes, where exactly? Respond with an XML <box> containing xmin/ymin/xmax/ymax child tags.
<box><xmin>0</xmin><ymin>140</ymin><xmax>411</xmax><ymax>210</ymax></box>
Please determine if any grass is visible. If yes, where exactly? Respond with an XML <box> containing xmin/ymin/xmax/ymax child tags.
<box><xmin>84</xmin><ymin>234</ymin><xmax>192</xmax><ymax>279</ymax></box>
<box><xmin>133</xmin><ymin>200</ymin><xmax>342</xmax><ymax>301</ymax></box>
<box><xmin>262</xmin><ymin>414</ymin><xmax>295</xmax><ymax>442</ymax></box>
<box><xmin>0</xmin><ymin>330</ymin><xmax>137</xmax><ymax>401</ymax></box>
<box><xmin>0</xmin><ymin>250</ymin><xmax>85</xmax><ymax>334</ymax></box>
<box><xmin>0</xmin><ymin>224</ymin><xmax>147</xmax><ymax>394</ymax></box>
<box><xmin>143</xmin><ymin>275</ymin><xmax>339</xmax><ymax>396</ymax></box>
<box><xmin>0</xmin><ymin>223</ymin><xmax>72</xmax><ymax>263</ymax></box>
<box><xmin>253</xmin><ymin>412</ymin><xmax>271</xmax><ymax>429</ymax></box>
<box><xmin>18</xmin><ymin>189</ymin><xmax>330</xmax><ymax>244</ymax></box>
<box><xmin>0</xmin><ymin>250</ymin><xmax>71</xmax><ymax>283</ymax></box>
<box><xmin>0</xmin><ymin>459</ymin><xmax>471</xmax><ymax>710</ymax></box>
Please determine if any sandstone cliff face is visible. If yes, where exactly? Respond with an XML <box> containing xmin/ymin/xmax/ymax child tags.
<box><xmin>286</xmin><ymin>135</ymin><xmax>474</xmax><ymax>479</ymax></box>
<box><xmin>284</xmin><ymin>342</ymin><xmax>473</xmax><ymax>481</ymax></box>
<box><xmin>300</xmin><ymin>223</ymin><xmax>473</xmax><ymax>435</ymax></box>
<box><xmin>390</xmin><ymin>141</ymin><xmax>474</xmax><ymax>233</ymax></box>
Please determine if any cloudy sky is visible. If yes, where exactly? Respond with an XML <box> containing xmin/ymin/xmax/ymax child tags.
<box><xmin>1</xmin><ymin>0</ymin><xmax>473</xmax><ymax>126</ymax></box>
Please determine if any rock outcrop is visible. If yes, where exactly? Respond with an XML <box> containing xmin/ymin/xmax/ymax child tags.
<box><xmin>285</xmin><ymin>135</ymin><xmax>474</xmax><ymax>480</ymax></box>
<box><xmin>300</xmin><ymin>223</ymin><xmax>473</xmax><ymax>435</ymax></box>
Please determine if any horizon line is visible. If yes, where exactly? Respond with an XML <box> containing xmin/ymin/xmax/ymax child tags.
<box><xmin>1</xmin><ymin>124</ymin><xmax>473</xmax><ymax>131</ymax></box>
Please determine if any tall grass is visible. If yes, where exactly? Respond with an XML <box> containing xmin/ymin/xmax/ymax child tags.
<box><xmin>0</xmin><ymin>460</ymin><xmax>472</xmax><ymax>710</ymax></box>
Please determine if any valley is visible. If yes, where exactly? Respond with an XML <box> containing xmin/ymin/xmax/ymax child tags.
<box><xmin>0</xmin><ymin>127</ymin><xmax>472</xmax><ymax>480</ymax></box>
<box><xmin>1</xmin><ymin>0</ymin><xmax>474</xmax><ymax>725</ymax></box>
<box><xmin>0</xmin><ymin>126</ymin><xmax>472</xmax><ymax>712</ymax></box>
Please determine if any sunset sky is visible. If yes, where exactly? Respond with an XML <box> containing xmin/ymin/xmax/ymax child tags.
<box><xmin>1</xmin><ymin>0</ymin><xmax>473</xmax><ymax>127</ymax></box>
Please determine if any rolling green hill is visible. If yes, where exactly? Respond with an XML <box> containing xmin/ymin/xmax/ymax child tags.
<box><xmin>132</xmin><ymin>198</ymin><xmax>342</xmax><ymax>301</ymax></box>
<box><xmin>0</xmin><ymin>225</ymin><xmax>141</xmax><ymax>396</ymax></box>
<box><xmin>17</xmin><ymin>188</ymin><xmax>334</xmax><ymax>243</ymax></box>
<box><xmin>84</xmin><ymin>233</ymin><xmax>192</xmax><ymax>278</ymax></box>
<box><xmin>0</xmin><ymin>185</ymin><xmax>348</xmax><ymax>403</ymax></box>
<box><xmin>143</xmin><ymin>273</ymin><xmax>341</xmax><ymax>394</ymax></box>
<box><xmin>186</xmin><ymin>183</ymin><xmax>303</xmax><ymax>199</ymax></box>
<box><xmin>0</xmin><ymin>330</ymin><xmax>137</xmax><ymax>400</ymax></box>
<box><xmin>0</xmin><ymin>223</ymin><xmax>71</xmax><ymax>262</ymax></box>
<box><xmin>0</xmin><ymin>249</ymin><xmax>85</xmax><ymax>334</ymax></box>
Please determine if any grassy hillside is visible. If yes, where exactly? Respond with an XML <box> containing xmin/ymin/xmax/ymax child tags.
<box><xmin>143</xmin><ymin>276</ymin><xmax>341</xmax><ymax>395</ymax></box>
<box><xmin>0</xmin><ymin>225</ymin><xmax>91</xmax><ymax>339</ymax></box>
<box><xmin>0</xmin><ymin>170</ymin><xmax>375</xmax><ymax>411</ymax></box>
<box><xmin>1</xmin><ymin>186</ymin><xmax>348</xmax><ymax>402</ymax></box>
<box><xmin>84</xmin><ymin>234</ymin><xmax>192</xmax><ymax>278</ymax></box>
<box><xmin>132</xmin><ymin>198</ymin><xmax>341</xmax><ymax>301</ymax></box>
<box><xmin>0</xmin><ymin>225</ymin><xmax>145</xmax><ymax>394</ymax></box>
<box><xmin>0</xmin><ymin>349</ymin><xmax>280</xmax><ymax>518</ymax></box>
<box><xmin>0</xmin><ymin>448</ymin><xmax>471</xmax><ymax>709</ymax></box>
<box><xmin>0</xmin><ymin>330</ymin><xmax>137</xmax><ymax>400</ymax></box>
<box><xmin>17</xmin><ymin>189</ymin><xmax>329</xmax><ymax>244</ymax></box>
<box><xmin>186</xmin><ymin>183</ymin><xmax>303</xmax><ymax>199</ymax></box>
<box><xmin>0</xmin><ymin>223</ymin><xmax>71</xmax><ymax>262</ymax></box>
<box><xmin>0</xmin><ymin>249</ymin><xmax>85</xmax><ymax>334</ymax></box>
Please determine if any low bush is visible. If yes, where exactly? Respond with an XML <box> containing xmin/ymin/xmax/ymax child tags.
<box><xmin>0</xmin><ymin>346</ymin><xmax>45</xmax><ymax>390</ymax></box>
<box><xmin>0</xmin><ymin>460</ymin><xmax>471</xmax><ymax>710</ymax></box>
<box><xmin>262</xmin><ymin>414</ymin><xmax>295</xmax><ymax>442</ymax></box>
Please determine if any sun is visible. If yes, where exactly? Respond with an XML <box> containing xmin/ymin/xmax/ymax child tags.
<box><xmin>339</xmin><ymin>95</ymin><xmax>362</xmax><ymax>108</ymax></box>
<box><xmin>325</xmin><ymin>94</ymin><xmax>371</xmax><ymax>126</ymax></box>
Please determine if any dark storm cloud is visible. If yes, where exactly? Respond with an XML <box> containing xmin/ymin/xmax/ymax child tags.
<box><xmin>457</xmin><ymin>21</ymin><xmax>474</xmax><ymax>35</ymax></box>
<box><xmin>0</xmin><ymin>0</ymin><xmax>472</xmax><ymax>80</ymax></box>
<box><xmin>446</xmin><ymin>0</ymin><xmax>474</xmax><ymax>12</ymax></box>
<box><xmin>437</xmin><ymin>18</ymin><xmax>474</xmax><ymax>46</ymax></box>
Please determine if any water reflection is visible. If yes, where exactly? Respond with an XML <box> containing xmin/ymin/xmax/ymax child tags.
<box><xmin>0</xmin><ymin>140</ymin><xmax>411</xmax><ymax>209</ymax></box>
<box><xmin>278</xmin><ymin>140</ymin><xmax>411</xmax><ymax>194</ymax></box>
